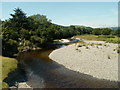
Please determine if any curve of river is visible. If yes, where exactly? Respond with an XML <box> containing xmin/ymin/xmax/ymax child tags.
<box><xmin>16</xmin><ymin>44</ymin><xmax>118</xmax><ymax>88</ymax></box>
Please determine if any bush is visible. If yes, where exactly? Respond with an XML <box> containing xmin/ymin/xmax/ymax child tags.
<box><xmin>117</xmin><ymin>49</ymin><xmax>120</xmax><ymax>54</ymax></box>
<box><xmin>113</xmin><ymin>49</ymin><xmax>116</xmax><ymax>51</ymax></box>
<box><xmin>96</xmin><ymin>43</ymin><xmax>102</xmax><ymax>46</ymax></box>
<box><xmin>108</xmin><ymin>55</ymin><xmax>111</xmax><ymax>59</ymax></box>
<box><xmin>96</xmin><ymin>45</ymin><xmax>99</xmax><ymax>48</ymax></box>
<box><xmin>78</xmin><ymin>45</ymin><xmax>82</xmax><ymax>47</ymax></box>
<box><xmin>2</xmin><ymin>39</ymin><xmax>18</xmax><ymax>57</ymax></box>
<box><xmin>86</xmin><ymin>46</ymin><xmax>89</xmax><ymax>49</ymax></box>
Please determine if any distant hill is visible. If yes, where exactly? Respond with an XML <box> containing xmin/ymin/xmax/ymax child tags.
<box><xmin>110</xmin><ymin>27</ymin><xmax>118</xmax><ymax>30</ymax></box>
<box><xmin>64</xmin><ymin>25</ymin><xmax>118</xmax><ymax>30</ymax></box>
<box><xmin>72</xmin><ymin>25</ymin><xmax>93</xmax><ymax>29</ymax></box>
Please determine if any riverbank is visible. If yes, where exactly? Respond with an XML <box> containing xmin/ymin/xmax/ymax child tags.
<box><xmin>49</xmin><ymin>39</ymin><xmax>119</xmax><ymax>82</ymax></box>
<box><xmin>1</xmin><ymin>56</ymin><xmax>18</xmax><ymax>88</ymax></box>
<box><xmin>1</xmin><ymin>56</ymin><xmax>32</xmax><ymax>89</ymax></box>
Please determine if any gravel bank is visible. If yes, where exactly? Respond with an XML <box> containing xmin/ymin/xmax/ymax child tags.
<box><xmin>49</xmin><ymin>40</ymin><xmax>119</xmax><ymax>81</ymax></box>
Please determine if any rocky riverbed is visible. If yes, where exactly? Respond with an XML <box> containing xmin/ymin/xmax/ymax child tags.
<box><xmin>49</xmin><ymin>40</ymin><xmax>119</xmax><ymax>82</ymax></box>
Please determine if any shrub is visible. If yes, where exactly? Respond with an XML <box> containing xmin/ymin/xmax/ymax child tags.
<box><xmin>96</xmin><ymin>45</ymin><xmax>99</xmax><ymax>48</ymax></box>
<box><xmin>108</xmin><ymin>55</ymin><xmax>111</xmax><ymax>59</ymax></box>
<box><xmin>90</xmin><ymin>43</ymin><xmax>94</xmax><ymax>46</ymax></box>
<box><xmin>76</xmin><ymin>48</ymin><xmax>78</xmax><ymax>50</ymax></box>
<box><xmin>2</xmin><ymin>39</ymin><xmax>18</xmax><ymax>57</ymax></box>
<box><xmin>86</xmin><ymin>46</ymin><xmax>89</xmax><ymax>49</ymax></box>
<box><xmin>82</xmin><ymin>44</ymin><xmax>86</xmax><ymax>46</ymax></box>
<box><xmin>104</xmin><ymin>44</ymin><xmax>107</xmax><ymax>46</ymax></box>
<box><xmin>117</xmin><ymin>49</ymin><xmax>120</xmax><ymax>54</ymax></box>
<box><xmin>78</xmin><ymin>45</ymin><xmax>82</xmax><ymax>47</ymax></box>
<box><xmin>113</xmin><ymin>49</ymin><xmax>116</xmax><ymax>51</ymax></box>
<box><xmin>97</xmin><ymin>43</ymin><xmax>102</xmax><ymax>46</ymax></box>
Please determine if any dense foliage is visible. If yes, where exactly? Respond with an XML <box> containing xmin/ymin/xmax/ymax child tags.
<box><xmin>2</xmin><ymin>8</ymin><xmax>119</xmax><ymax>57</ymax></box>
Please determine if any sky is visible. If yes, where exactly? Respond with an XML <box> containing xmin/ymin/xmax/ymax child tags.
<box><xmin>1</xmin><ymin>2</ymin><xmax>118</xmax><ymax>28</ymax></box>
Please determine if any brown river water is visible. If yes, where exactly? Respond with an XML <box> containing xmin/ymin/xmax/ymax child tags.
<box><xmin>14</xmin><ymin>45</ymin><xmax>119</xmax><ymax>88</ymax></box>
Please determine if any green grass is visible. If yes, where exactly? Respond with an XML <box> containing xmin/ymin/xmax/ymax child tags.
<box><xmin>74</xmin><ymin>35</ymin><xmax>119</xmax><ymax>44</ymax></box>
<box><xmin>1</xmin><ymin>56</ymin><xmax>18</xmax><ymax>89</ymax></box>
<box><xmin>74</xmin><ymin>35</ymin><xmax>99</xmax><ymax>41</ymax></box>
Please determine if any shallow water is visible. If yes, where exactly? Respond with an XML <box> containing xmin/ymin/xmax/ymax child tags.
<box><xmin>17</xmin><ymin>46</ymin><xmax>118</xmax><ymax>88</ymax></box>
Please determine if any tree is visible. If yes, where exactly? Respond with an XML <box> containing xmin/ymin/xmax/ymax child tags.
<box><xmin>2</xmin><ymin>8</ymin><xmax>29</xmax><ymax>56</ymax></box>
<box><xmin>19</xmin><ymin>28</ymin><xmax>30</xmax><ymax>40</ymax></box>
<box><xmin>29</xmin><ymin>14</ymin><xmax>51</xmax><ymax>24</ymax></box>
<box><xmin>10</xmin><ymin>8</ymin><xmax>29</xmax><ymax>32</ymax></box>
<box><xmin>101</xmin><ymin>28</ymin><xmax>112</xmax><ymax>35</ymax></box>
<box><xmin>92</xmin><ymin>28</ymin><xmax>102</xmax><ymax>35</ymax></box>
<box><xmin>2</xmin><ymin>39</ymin><xmax>18</xmax><ymax>57</ymax></box>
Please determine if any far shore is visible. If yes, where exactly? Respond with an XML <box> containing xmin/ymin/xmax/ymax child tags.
<box><xmin>49</xmin><ymin>38</ymin><xmax>119</xmax><ymax>82</ymax></box>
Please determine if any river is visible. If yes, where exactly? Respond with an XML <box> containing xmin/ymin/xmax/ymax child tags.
<box><xmin>14</xmin><ymin>43</ymin><xmax>118</xmax><ymax>88</ymax></box>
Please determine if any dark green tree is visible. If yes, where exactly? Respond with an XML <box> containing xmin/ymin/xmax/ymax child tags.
<box><xmin>101</xmin><ymin>28</ymin><xmax>112</xmax><ymax>35</ymax></box>
<box><xmin>92</xmin><ymin>28</ymin><xmax>102</xmax><ymax>35</ymax></box>
<box><xmin>10</xmin><ymin>8</ymin><xmax>29</xmax><ymax>32</ymax></box>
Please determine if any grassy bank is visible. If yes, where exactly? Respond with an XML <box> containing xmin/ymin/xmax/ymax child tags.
<box><xmin>1</xmin><ymin>56</ymin><xmax>18</xmax><ymax>89</ymax></box>
<box><xmin>74</xmin><ymin>35</ymin><xmax>119</xmax><ymax>44</ymax></box>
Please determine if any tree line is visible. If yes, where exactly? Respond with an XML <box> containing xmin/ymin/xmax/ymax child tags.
<box><xmin>1</xmin><ymin>8</ymin><xmax>119</xmax><ymax>57</ymax></box>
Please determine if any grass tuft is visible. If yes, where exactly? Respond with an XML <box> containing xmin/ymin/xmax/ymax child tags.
<box><xmin>86</xmin><ymin>46</ymin><xmax>89</xmax><ymax>49</ymax></box>
<box><xmin>108</xmin><ymin>55</ymin><xmax>111</xmax><ymax>59</ymax></box>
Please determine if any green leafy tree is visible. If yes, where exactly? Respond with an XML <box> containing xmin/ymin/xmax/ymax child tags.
<box><xmin>101</xmin><ymin>28</ymin><xmax>112</xmax><ymax>35</ymax></box>
<box><xmin>92</xmin><ymin>28</ymin><xmax>102</xmax><ymax>35</ymax></box>
<box><xmin>19</xmin><ymin>28</ymin><xmax>30</xmax><ymax>40</ymax></box>
<box><xmin>2</xmin><ymin>39</ymin><xmax>18</xmax><ymax>57</ymax></box>
<box><xmin>10</xmin><ymin>8</ymin><xmax>29</xmax><ymax>32</ymax></box>
<box><xmin>29</xmin><ymin>14</ymin><xmax>51</xmax><ymax>24</ymax></box>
